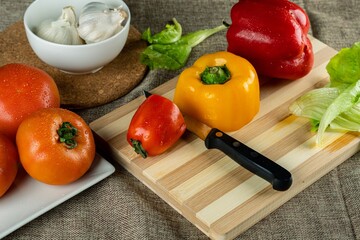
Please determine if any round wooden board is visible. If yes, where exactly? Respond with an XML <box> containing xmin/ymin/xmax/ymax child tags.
<box><xmin>0</xmin><ymin>21</ymin><xmax>148</xmax><ymax>109</ymax></box>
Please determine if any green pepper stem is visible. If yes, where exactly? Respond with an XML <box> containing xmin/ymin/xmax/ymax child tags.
<box><xmin>200</xmin><ymin>64</ymin><xmax>231</xmax><ymax>84</ymax></box>
<box><xmin>58</xmin><ymin>122</ymin><xmax>78</xmax><ymax>149</ymax></box>
<box><xmin>130</xmin><ymin>139</ymin><xmax>148</xmax><ymax>158</ymax></box>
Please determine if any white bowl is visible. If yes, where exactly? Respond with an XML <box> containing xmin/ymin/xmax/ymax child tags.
<box><xmin>24</xmin><ymin>0</ymin><xmax>130</xmax><ymax>74</ymax></box>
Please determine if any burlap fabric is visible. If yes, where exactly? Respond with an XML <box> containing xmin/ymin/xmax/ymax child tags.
<box><xmin>1</xmin><ymin>0</ymin><xmax>359</xmax><ymax>239</ymax></box>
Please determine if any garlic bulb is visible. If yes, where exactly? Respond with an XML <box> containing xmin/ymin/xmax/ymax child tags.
<box><xmin>77</xmin><ymin>2</ymin><xmax>128</xmax><ymax>44</ymax></box>
<box><xmin>36</xmin><ymin>6</ymin><xmax>84</xmax><ymax>45</ymax></box>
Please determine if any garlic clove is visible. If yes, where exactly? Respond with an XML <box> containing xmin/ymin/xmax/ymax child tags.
<box><xmin>77</xmin><ymin>2</ymin><xmax>128</xmax><ymax>44</ymax></box>
<box><xmin>36</xmin><ymin>6</ymin><xmax>84</xmax><ymax>45</ymax></box>
<box><xmin>59</xmin><ymin>5</ymin><xmax>77</xmax><ymax>27</ymax></box>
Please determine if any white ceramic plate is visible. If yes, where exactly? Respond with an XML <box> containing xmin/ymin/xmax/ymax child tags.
<box><xmin>0</xmin><ymin>153</ymin><xmax>115</xmax><ymax>238</ymax></box>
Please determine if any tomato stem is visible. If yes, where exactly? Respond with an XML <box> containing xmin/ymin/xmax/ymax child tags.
<box><xmin>58</xmin><ymin>122</ymin><xmax>78</xmax><ymax>149</ymax></box>
<box><xmin>130</xmin><ymin>139</ymin><xmax>148</xmax><ymax>158</ymax></box>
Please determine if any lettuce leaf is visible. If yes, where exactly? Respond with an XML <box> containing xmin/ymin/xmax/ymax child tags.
<box><xmin>142</xmin><ymin>18</ymin><xmax>182</xmax><ymax>44</ymax></box>
<box><xmin>316</xmin><ymin>80</ymin><xmax>360</xmax><ymax>144</ymax></box>
<box><xmin>289</xmin><ymin>41</ymin><xmax>360</xmax><ymax>145</ymax></box>
<box><xmin>140</xmin><ymin>19</ymin><xmax>227</xmax><ymax>70</ymax></box>
<box><xmin>327</xmin><ymin>42</ymin><xmax>360</xmax><ymax>85</ymax></box>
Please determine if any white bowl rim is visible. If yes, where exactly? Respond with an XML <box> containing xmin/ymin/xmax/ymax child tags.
<box><xmin>23</xmin><ymin>0</ymin><xmax>131</xmax><ymax>48</ymax></box>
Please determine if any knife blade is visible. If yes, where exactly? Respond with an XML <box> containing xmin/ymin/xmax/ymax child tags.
<box><xmin>144</xmin><ymin>91</ymin><xmax>292</xmax><ymax>191</ymax></box>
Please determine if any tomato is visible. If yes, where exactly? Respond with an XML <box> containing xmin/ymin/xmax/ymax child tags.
<box><xmin>0</xmin><ymin>133</ymin><xmax>19</xmax><ymax>197</ymax></box>
<box><xmin>16</xmin><ymin>108</ymin><xmax>95</xmax><ymax>185</ymax></box>
<box><xmin>127</xmin><ymin>94</ymin><xmax>186</xmax><ymax>158</ymax></box>
<box><xmin>0</xmin><ymin>63</ymin><xmax>60</xmax><ymax>141</ymax></box>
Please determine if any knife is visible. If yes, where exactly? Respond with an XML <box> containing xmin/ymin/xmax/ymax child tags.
<box><xmin>144</xmin><ymin>91</ymin><xmax>292</xmax><ymax>191</ymax></box>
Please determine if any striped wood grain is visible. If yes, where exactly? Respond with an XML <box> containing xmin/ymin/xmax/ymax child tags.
<box><xmin>90</xmin><ymin>37</ymin><xmax>360</xmax><ymax>240</ymax></box>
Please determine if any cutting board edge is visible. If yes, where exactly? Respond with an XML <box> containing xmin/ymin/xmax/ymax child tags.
<box><xmin>93</xmin><ymin>125</ymin><xmax>360</xmax><ymax>240</ymax></box>
<box><xmin>90</xmin><ymin>79</ymin><xmax>360</xmax><ymax>240</ymax></box>
<box><xmin>211</xmin><ymin>140</ymin><xmax>360</xmax><ymax>240</ymax></box>
<box><xmin>93</xmin><ymin>133</ymin><xmax>213</xmax><ymax>237</ymax></box>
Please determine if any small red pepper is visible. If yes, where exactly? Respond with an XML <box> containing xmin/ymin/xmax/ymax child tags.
<box><xmin>226</xmin><ymin>0</ymin><xmax>314</xmax><ymax>80</ymax></box>
<box><xmin>127</xmin><ymin>94</ymin><xmax>186</xmax><ymax>158</ymax></box>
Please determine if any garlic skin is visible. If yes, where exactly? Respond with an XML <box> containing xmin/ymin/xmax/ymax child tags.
<box><xmin>36</xmin><ymin>6</ymin><xmax>84</xmax><ymax>45</ymax></box>
<box><xmin>77</xmin><ymin>2</ymin><xmax>128</xmax><ymax>44</ymax></box>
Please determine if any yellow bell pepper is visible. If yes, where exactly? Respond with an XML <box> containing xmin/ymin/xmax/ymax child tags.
<box><xmin>173</xmin><ymin>51</ymin><xmax>260</xmax><ymax>132</ymax></box>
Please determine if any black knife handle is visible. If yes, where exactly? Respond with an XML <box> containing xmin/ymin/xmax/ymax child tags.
<box><xmin>204</xmin><ymin>128</ymin><xmax>292</xmax><ymax>191</ymax></box>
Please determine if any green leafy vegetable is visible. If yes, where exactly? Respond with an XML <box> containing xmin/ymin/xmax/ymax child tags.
<box><xmin>316</xmin><ymin>81</ymin><xmax>360</xmax><ymax>144</ymax></box>
<box><xmin>289</xmin><ymin>41</ymin><xmax>360</xmax><ymax>145</ymax></box>
<box><xmin>141</xmin><ymin>44</ymin><xmax>191</xmax><ymax>70</ymax></box>
<box><xmin>176</xmin><ymin>24</ymin><xmax>228</xmax><ymax>48</ymax></box>
<box><xmin>141</xmin><ymin>18</ymin><xmax>228</xmax><ymax>70</ymax></box>
<box><xmin>327</xmin><ymin>42</ymin><xmax>360</xmax><ymax>86</ymax></box>
<box><xmin>331</xmin><ymin>103</ymin><xmax>360</xmax><ymax>131</ymax></box>
<box><xmin>289</xmin><ymin>87</ymin><xmax>339</xmax><ymax>120</ymax></box>
<box><xmin>142</xmin><ymin>18</ymin><xmax>182</xmax><ymax>44</ymax></box>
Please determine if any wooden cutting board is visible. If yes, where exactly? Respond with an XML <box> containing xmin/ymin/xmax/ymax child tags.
<box><xmin>90</xmin><ymin>36</ymin><xmax>360</xmax><ymax>240</ymax></box>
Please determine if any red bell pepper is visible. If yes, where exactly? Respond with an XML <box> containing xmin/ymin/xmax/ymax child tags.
<box><xmin>226</xmin><ymin>0</ymin><xmax>314</xmax><ymax>80</ymax></box>
<box><xmin>127</xmin><ymin>94</ymin><xmax>186</xmax><ymax>158</ymax></box>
